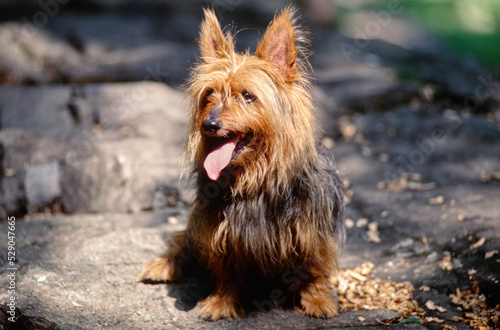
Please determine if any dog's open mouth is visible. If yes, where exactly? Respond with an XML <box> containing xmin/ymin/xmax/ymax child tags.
<box><xmin>204</xmin><ymin>131</ymin><xmax>253</xmax><ymax>181</ymax></box>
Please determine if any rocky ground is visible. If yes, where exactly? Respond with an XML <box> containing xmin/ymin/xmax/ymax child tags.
<box><xmin>0</xmin><ymin>1</ymin><xmax>499</xmax><ymax>329</ymax></box>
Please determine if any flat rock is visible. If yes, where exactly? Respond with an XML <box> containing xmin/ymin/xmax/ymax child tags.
<box><xmin>0</xmin><ymin>211</ymin><xmax>415</xmax><ymax>329</ymax></box>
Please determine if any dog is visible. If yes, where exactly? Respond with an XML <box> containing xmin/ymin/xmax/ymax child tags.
<box><xmin>141</xmin><ymin>6</ymin><xmax>344</xmax><ymax>321</ymax></box>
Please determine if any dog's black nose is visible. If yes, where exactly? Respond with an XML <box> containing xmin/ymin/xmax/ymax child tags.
<box><xmin>202</xmin><ymin>118</ymin><xmax>222</xmax><ymax>134</ymax></box>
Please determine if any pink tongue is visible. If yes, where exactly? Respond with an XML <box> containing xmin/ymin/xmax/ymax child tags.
<box><xmin>204</xmin><ymin>136</ymin><xmax>240</xmax><ymax>181</ymax></box>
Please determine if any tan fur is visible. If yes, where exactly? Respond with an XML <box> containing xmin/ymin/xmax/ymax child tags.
<box><xmin>141</xmin><ymin>6</ymin><xmax>344</xmax><ymax>321</ymax></box>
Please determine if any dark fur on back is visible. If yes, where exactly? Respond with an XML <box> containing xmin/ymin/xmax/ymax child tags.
<box><xmin>141</xmin><ymin>7</ymin><xmax>345</xmax><ymax>321</ymax></box>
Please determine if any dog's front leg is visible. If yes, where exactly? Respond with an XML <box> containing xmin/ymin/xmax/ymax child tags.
<box><xmin>140</xmin><ymin>231</ymin><xmax>187</xmax><ymax>282</ymax></box>
<box><xmin>199</xmin><ymin>264</ymin><xmax>244</xmax><ymax>321</ymax></box>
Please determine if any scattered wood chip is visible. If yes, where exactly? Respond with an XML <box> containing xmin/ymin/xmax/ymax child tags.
<box><xmin>368</xmin><ymin>222</ymin><xmax>378</xmax><ymax>232</ymax></box>
<box><xmin>332</xmin><ymin>264</ymin><xmax>499</xmax><ymax>328</ymax></box>
<box><xmin>457</xmin><ymin>214</ymin><xmax>465</xmax><ymax>222</ymax></box>
<box><xmin>340</xmin><ymin>123</ymin><xmax>357</xmax><ymax>139</ymax></box>
<box><xmin>346</xmin><ymin>270</ymin><xmax>367</xmax><ymax>282</ymax></box>
<box><xmin>360</xmin><ymin>262</ymin><xmax>374</xmax><ymax>276</ymax></box>
<box><xmin>321</xmin><ymin>136</ymin><xmax>335</xmax><ymax>150</ymax></box>
<box><xmin>358</xmin><ymin>316</ymin><xmax>366</xmax><ymax>322</ymax></box>
<box><xmin>428</xmin><ymin>195</ymin><xmax>444</xmax><ymax>205</ymax></box>
<box><xmin>440</xmin><ymin>254</ymin><xmax>453</xmax><ymax>271</ymax></box>
<box><xmin>485</xmin><ymin>250</ymin><xmax>499</xmax><ymax>259</ymax></box>
<box><xmin>367</xmin><ymin>222</ymin><xmax>381</xmax><ymax>243</ymax></box>
<box><xmin>167</xmin><ymin>216</ymin><xmax>179</xmax><ymax>224</ymax></box>
<box><xmin>468</xmin><ymin>269</ymin><xmax>477</xmax><ymax>276</ymax></box>
<box><xmin>435</xmin><ymin>304</ymin><xmax>447</xmax><ymax>313</ymax></box>
<box><xmin>470</xmin><ymin>237</ymin><xmax>485</xmax><ymax>249</ymax></box>
<box><xmin>36</xmin><ymin>275</ymin><xmax>47</xmax><ymax>282</ymax></box>
<box><xmin>419</xmin><ymin>285</ymin><xmax>430</xmax><ymax>292</ymax></box>
<box><xmin>449</xmin><ymin>315</ymin><xmax>465</xmax><ymax>322</ymax></box>
<box><xmin>450</xmin><ymin>288</ymin><xmax>500</xmax><ymax>329</ymax></box>
<box><xmin>424</xmin><ymin>316</ymin><xmax>445</xmax><ymax>323</ymax></box>
<box><xmin>356</xmin><ymin>218</ymin><xmax>368</xmax><ymax>227</ymax></box>
<box><xmin>345</xmin><ymin>218</ymin><xmax>355</xmax><ymax>229</ymax></box>
<box><xmin>331</xmin><ymin>263</ymin><xmax>424</xmax><ymax>322</ymax></box>
<box><xmin>425</xmin><ymin>300</ymin><xmax>447</xmax><ymax>312</ymax></box>
<box><xmin>378</xmin><ymin>174</ymin><xmax>436</xmax><ymax>192</ymax></box>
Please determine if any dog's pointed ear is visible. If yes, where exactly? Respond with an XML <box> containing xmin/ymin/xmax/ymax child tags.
<box><xmin>257</xmin><ymin>6</ymin><xmax>303</xmax><ymax>81</ymax></box>
<box><xmin>199</xmin><ymin>8</ymin><xmax>234</xmax><ymax>61</ymax></box>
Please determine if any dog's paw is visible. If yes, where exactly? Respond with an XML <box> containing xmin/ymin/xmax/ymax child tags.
<box><xmin>296</xmin><ymin>287</ymin><xmax>338</xmax><ymax>319</ymax></box>
<box><xmin>199</xmin><ymin>293</ymin><xmax>244</xmax><ymax>321</ymax></box>
<box><xmin>139</xmin><ymin>257</ymin><xmax>176</xmax><ymax>282</ymax></box>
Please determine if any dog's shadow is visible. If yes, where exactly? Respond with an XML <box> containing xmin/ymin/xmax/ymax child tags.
<box><xmin>143</xmin><ymin>262</ymin><xmax>298</xmax><ymax>314</ymax></box>
<box><xmin>163</xmin><ymin>262</ymin><xmax>215</xmax><ymax>312</ymax></box>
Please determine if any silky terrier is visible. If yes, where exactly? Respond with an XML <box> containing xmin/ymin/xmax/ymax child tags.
<box><xmin>141</xmin><ymin>6</ymin><xmax>344</xmax><ymax>321</ymax></box>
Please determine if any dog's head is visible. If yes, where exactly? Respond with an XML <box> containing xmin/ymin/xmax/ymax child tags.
<box><xmin>186</xmin><ymin>7</ymin><xmax>316</xmax><ymax>193</ymax></box>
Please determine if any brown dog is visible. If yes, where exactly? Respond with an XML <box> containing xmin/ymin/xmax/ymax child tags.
<box><xmin>141</xmin><ymin>6</ymin><xmax>344</xmax><ymax>321</ymax></box>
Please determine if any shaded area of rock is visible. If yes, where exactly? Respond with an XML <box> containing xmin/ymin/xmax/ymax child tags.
<box><xmin>0</xmin><ymin>211</ymin><xmax>413</xmax><ymax>329</ymax></box>
<box><xmin>0</xmin><ymin>0</ymin><xmax>288</xmax><ymax>86</ymax></box>
<box><xmin>0</xmin><ymin>82</ymin><xmax>187</xmax><ymax>215</ymax></box>
<box><xmin>314</xmin><ymin>29</ymin><xmax>500</xmax><ymax>115</ymax></box>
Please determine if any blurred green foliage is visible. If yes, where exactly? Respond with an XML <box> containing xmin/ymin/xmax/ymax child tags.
<box><xmin>390</xmin><ymin>0</ymin><xmax>500</xmax><ymax>68</ymax></box>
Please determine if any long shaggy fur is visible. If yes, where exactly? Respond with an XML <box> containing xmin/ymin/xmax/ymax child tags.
<box><xmin>141</xmin><ymin>6</ymin><xmax>344</xmax><ymax>321</ymax></box>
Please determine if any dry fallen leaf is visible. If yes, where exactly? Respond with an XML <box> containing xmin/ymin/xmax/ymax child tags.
<box><xmin>367</xmin><ymin>222</ymin><xmax>381</xmax><ymax>243</ymax></box>
<box><xmin>346</xmin><ymin>270</ymin><xmax>367</xmax><ymax>282</ymax></box>
<box><xmin>378</xmin><ymin>174</ymin><xmax>436</xmax><ymax>193</ymax></box>
<box><xmin>470</xmin><ymin>237</ymin><xmax>485</xmax><ymax>249</ymax></box>
<box><xmin>345</xmin><ymin>218</ymin><xmax>355</xmax><ymax>229</ymax></box>
<box><xmin>331</xmin><ymin>263</ymin><xmax>424</xmax><ymax>321</ymax></box>
<box><xmin>331</xmin><ymin>264</ymin><xmax>498</xmax><ymax>328</ymax></box>
<box><xmin>167</xmin><ymin>216</ymin><xmax>179</xmax><ymax>224</ymax></box>
<box><xmin>425</xmin><ymin>300</ymin><xmax>447</xmax><ymax>313</ymax></box>
<box><xmin>450</xmin><ymin>316</ymin><xmax>465</xmax><ymax>322</ymax></box>
<box><xmin>340</xmin><ymin>123</ymin><xmax>357</xmax><ymax>139</ymax></box>
<box><xmin>419</xmin><ymin>285</ymin><xmax>430</xmax><ymax>292</ymax></box>
<box><xmin>468</xmin><ymin>269</ymin><xmax>477</xmax><ymax>276</ymax></box>
<box><xmin>440</xmin><ymin>254</ymin><xmax>453</xmax><ymax>271</ymax></box>
<box><xmin>436</xmin><ymin>305</ymin><xmax>447</xmax><ymax>313</ymax></box>
<box><xmin>449</xmin><ymin>288</ymin><xmax>500</xmax><ymax>329</ymax></box>
<box><xmin>424</xmin><ymin>316</ymin><xmax>445</xmax><ymax>323</ymax></box>
<box><xmin>356</xmin><ymin>218</ymin><xmax>368</xmax><ymax>227</ymax></box>
<box><xmin>485</xmin><ymin>250</ymin><xmax>499</xmax><ymax>259</ymax></box>
<box><xmin>428</xmin><ymin>195</ymin><xmax>444</xmax><ymax>205</ymax></box>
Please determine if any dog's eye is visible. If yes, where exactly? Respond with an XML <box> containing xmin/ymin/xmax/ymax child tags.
<box><xmin>204</xmin><ymin>89</ymin><xmax>215</xmax><ymax>99</ymax></box>
<box><xmin>241</xmin><ymin>91</ymin><xmax>256</xmax><ymax>104</ymax></box>
<box><xmin>202</xmin><ymin>89</ymin><xmax>215</xmax><ymax>106</ymax></box>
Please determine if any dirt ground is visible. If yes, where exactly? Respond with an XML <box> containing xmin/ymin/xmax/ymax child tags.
<box><xmin>0</xmin><ymin>1</ymin><xmax>499</xmax><ymax>329</ymax></box>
